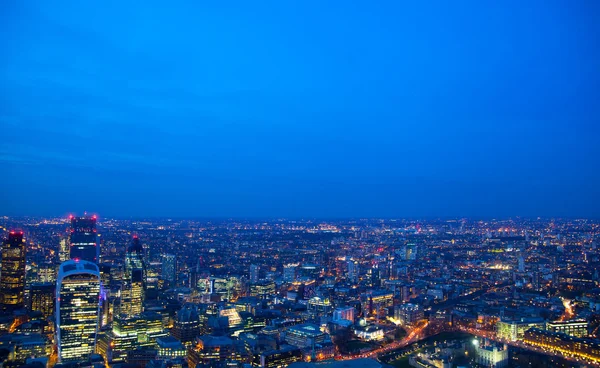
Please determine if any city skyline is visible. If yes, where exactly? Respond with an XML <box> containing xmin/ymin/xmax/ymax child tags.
<box><xmin>2</xmin><ymin>1</ymin><xmax>599</xmax><ymax>218</ymax></box>
<box><xmin>3</xmin><ymin>213</ymin><xmax>600</xmax><ymax>222</ymax></box>
<box><xmin>0</xmin><ymin>215</ymin><xmax>598</xmax><ymax>367</ymax></box>
<box><xmin>2</xmin><ymin>2</ymin><xmax>600</xmax><ymax>367</ymax></box>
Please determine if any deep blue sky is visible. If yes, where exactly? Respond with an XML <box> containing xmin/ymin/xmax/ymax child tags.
<box><xmin>1</xmin><ymin>1</ymin><xmax>599</xmax><ymax>218</ymax></box>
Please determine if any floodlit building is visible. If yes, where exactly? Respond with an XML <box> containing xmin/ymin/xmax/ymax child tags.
<box><xmin>524</xmin><ymin>328</ymin><xmax>600</xmax><ymax>364</ymax></box>
<box><xmin>354</xmin><ymin>324</ymin><xmax>384</xmax><ymax>341</ymax></box>
<box><xmin>473</xmin><ymin>339</ymin><xmax>509</xmax><ymax>367</ymax></box>
<box><xmin>545</xmin><ymin>319</ymin><xmax>588</xmax><ymax>338</ymax></box>
<box><xmin>496</xmin><ymin>318</ymin><xmax>545</xmax><ymax>341</ymax></box>
<box><xmin>219</xmin><ymin>305</ymin><xmax>243</xmax><ymax>331</ymax></box>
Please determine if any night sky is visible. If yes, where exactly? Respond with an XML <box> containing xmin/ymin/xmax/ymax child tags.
<box><xmin>1</xmin><ymin>1</ymin><xmax>599</xmax><ymax>218</ymax></box>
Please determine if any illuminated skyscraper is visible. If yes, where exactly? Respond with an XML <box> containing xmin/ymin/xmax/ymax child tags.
<box><xmin>0</xmin><ymin>231</ymin><xmax>26</xmax><ymax>311</ymax></box>
<box><xmin>120</xmin><ymin>235</ymin><xmax>146</xmax><ymax>317</ymax></box>
<box><xmin>69</xmin><ymin>215</ymin><xmax>99</xmax><ymax>263</ymax></box>
<box><xmin>56</xmin><ymin>260</ymin><xmax>101</xmax><ymax>362</ymax></box>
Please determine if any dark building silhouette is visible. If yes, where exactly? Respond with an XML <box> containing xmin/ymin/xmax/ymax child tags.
<box><xmin>171</xmin><ymin>303</ymin><xmax>201</xmax><ymax>347</ymax></box>
<box><xmin>69</xmin><ymin>215</ymin><xmax>99</xmax><ymax>263</ymax></box>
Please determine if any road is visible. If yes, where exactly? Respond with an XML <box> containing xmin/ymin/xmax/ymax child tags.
<box><xmin>459</xmin><ymin>326</ymin><xmax>600</xmax><ymax>367</ymax></box>
<box><xmin>336</xmin><ymin>320</ymin><xmax>429</xmax><ymax>360</ymax></box>
<box><xmin>335</xmin><ymin>281</ymin><xmax>517</xmax><ymax>362</ymax></box>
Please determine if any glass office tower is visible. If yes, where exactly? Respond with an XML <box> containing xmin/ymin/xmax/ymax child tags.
<box><xmin>120</xmin><ymin>235</ymin><xmax>146</xmax><ymax>317</ymax></box>
<box><xmin>0</xmin><ymin>231</ymin><xmax>26</xmax><ymax>311</ymax></box>
<box><xmin>69</xmin><ymin>215</ymin><xmax>99</xmax><ymax>263</ymax></box>
<box><xmin>56</xmin><ymin>259</ymin><xmax>101</xmax><ymax>362</ymax></box>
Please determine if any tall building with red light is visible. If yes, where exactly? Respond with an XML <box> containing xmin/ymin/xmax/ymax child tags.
<box><xmin>0</xmin><ymin>231</ymin><xmax>26</xmax><ymax>311</ymax></box>
<box><xmin>69</xmin><ymin>215</ymin><xmax>99</xmax><ymax>264</ymax></box>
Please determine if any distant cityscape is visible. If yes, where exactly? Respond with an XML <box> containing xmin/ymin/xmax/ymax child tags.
<box><xmin>0</xmin><ymin>215</ymin><xmax>599</xmax><ymax>368</ymax></box>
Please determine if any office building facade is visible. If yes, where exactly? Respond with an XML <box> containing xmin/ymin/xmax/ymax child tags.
<box><xmin>162</xmin><ymin>254</ymin><xmax>177</xmax><ymax>286</ymax></box>
<box><xmin>69</xmin><ymin>216</ymin><xmax>99</xmax><ymax>263</ymax></box>
<box><xmin>545</xmin><ymin>320</ymin><xmax>588</xmax><ymax>338</ymax></box>
<box><xmin>0</xmin><ymin>231</ymin><xmax>26</xmax><ymax>311</ymax></box>
<box><xmin>30</xmin><ymin>282</ymin><xmax>55</xmax><ymax>319</ymax></box>
<box><xmin>56</xmin><ymin>260</ymin><xmax>101</xmax><ymax>362</ymax></box>
<box><xmin>120</xmin><ymin>235</ymin><xmax>146</xmax><ymax>318</ymax></box>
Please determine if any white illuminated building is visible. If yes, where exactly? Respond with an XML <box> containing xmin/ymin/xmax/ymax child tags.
<box><xmin>56</xmin><ymin>260</ymin><xmax>101</xmax><ymax>362</ymax></box>
<box><xmin>473</xmin><ymin>339</ymin><xmax>509</xmax><ymax>367</ymax></box>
